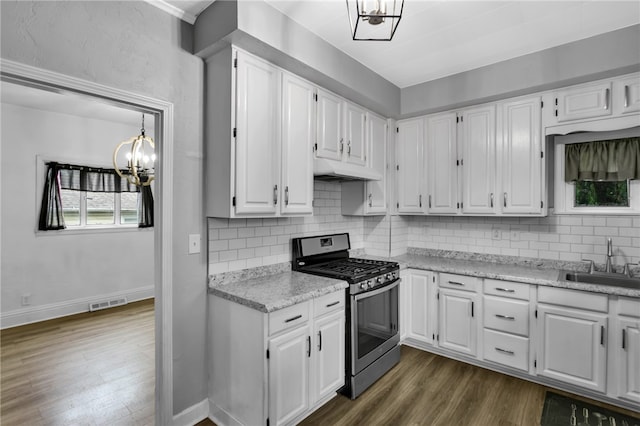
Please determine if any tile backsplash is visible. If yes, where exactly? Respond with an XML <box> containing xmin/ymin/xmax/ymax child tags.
<box><xmin>209</xmin><ymin>180</ymin><xmax>640</xmax><ymax>275</ymax></box>
<box><xmin>208</xmin><ymin>181</ymin><xmax>365</xmax><ymax>274</ymax></box>
<box><xmin>402</xmin><ymin>213</ymin><xmax>640</xmax><ymax>269</ymax></box>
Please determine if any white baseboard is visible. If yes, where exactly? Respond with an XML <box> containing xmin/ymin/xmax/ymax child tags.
<box><xmin>0</xmin><ymin>285</ymin><xmax>154</xmax><ymax>329</ymax></box>
<box><xmin>208</xmin><ymin>399</ymin><xmax>243</xmax><ymax>426</ymax></box>
<box><xmin>173</xmin><ymin>398</ymin><xmax>210</xmax><ymax>426</ymax></box>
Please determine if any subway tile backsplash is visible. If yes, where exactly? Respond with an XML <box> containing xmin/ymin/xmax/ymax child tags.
<box><xmin>403</xmin><ymin>213</ymin><xmax>640</xmax><ymax>269</ymax></box>
<box><xmin>209</xmin><ymin>181</ymin><xmax>640</xmax><ymax>275</ymax></box>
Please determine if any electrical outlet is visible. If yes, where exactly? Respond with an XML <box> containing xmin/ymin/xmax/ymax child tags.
<box><xmin>21</xmin><ymin>293</ymin><xmax>31</xmax><ymax>306</ymax></box>
<box><xmin>188</xmin><ymin>234</ymin><xmax>201</xmax><ymax>254</ymax></box>
<box><xmin>491</xmin><ymin>228</ymin><xmax>501</xmax><ymax>240</ymax></box>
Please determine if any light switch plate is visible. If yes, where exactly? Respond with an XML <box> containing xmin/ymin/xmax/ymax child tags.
<box><xmin>188</xmin><ymin>234</ymin><xmax>201</xmax><ymax>254</ymax></box>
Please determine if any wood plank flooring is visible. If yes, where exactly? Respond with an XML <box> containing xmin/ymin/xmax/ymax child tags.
<box><xmin>300</xmin><ymin>345</ymin><xmax>640</xmax><ymax>426</ymax></box>
<box><xmin>0</xmin><ymin>299</ymin><xmax>155</xmax><ymax>426</ymax></box>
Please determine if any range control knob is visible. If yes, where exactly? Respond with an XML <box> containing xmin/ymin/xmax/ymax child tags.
<box><xmin>376</xmin><ymin>276</ymin><xmax>383</xmax><ymax>284</ymax></box>
<box><xmin>360</xmin><ymin>282</ymin><xmax>367</xmax><ymax>290</ymax></box>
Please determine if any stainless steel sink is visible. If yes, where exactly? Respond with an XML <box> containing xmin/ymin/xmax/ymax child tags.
<box><xmin>560</xmin><ymin>270</ymin><xmax>640</xmax><ymax>290</ymax></box>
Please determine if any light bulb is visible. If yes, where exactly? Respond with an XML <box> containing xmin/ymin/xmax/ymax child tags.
<box><xmin>151</xmin><ymin>153</ymin><xmax>157</xmax><ymax>162</ymax></box>
<box><xmin>126</xmin><ymin>152</ymin><xmax>132</xmax><ymax>160</ymax></box>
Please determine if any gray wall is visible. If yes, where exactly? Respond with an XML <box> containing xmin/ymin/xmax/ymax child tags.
<box><xmin>401</xmin><ymin>25</ymin><xmax>640</xmax><ymax>117</ymax></box>
<box><xmin>194</xmin><ymin>0</ymin><xmax>401</xmax><ymax>118</ymax></box>
<box><xmin>0</xmin><ymin>0</ymin><xmax>206</xmax><ymax>415</ymax></box>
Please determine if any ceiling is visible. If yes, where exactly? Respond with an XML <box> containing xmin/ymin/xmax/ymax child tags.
<box><xmin>0</xmin><ymin>81</ymin><xmax>153</xmax><ymax>128</ymax></box>
<box><xmin>159</xmin><ymin>0</ymin><xmax>640</xmax><ymax>88</ymax></box>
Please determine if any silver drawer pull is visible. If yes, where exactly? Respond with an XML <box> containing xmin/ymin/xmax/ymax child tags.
<box><xmin>495</xmin><ymin>314</ymin><xmax>515</xmax><ymax>320</ymax></box>
<box><xmin>495</xmin><ymin>287</ymin><xmax>515</xmax><ymax>293</ymax></box>
<box><xmin>448</xmin><ymin>280</ymin><xmax>464</xmax><ymax>286</ymax></box>
<box><xmin>326</xmin><ymin>301</ymin><xmax>340</xmax><ymax>308</ymax></box>
<box><xmin>495</xmin><ymin>347</ymin><xmax>515</xmax><ymax>355</ymax></box>
<box><xmin>285</xmin><ymin>314</ymin><xmax>302</xmax><ymax>323</ymax></box>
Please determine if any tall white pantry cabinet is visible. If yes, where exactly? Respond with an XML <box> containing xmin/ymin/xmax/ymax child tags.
<box><xmin>205</xmin><ymin>46</ymin><xmax>314</xmax><ymax>218</ymax></box>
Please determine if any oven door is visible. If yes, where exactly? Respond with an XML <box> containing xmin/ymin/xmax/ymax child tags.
<box><xmin>351</xmin><ymin>278</ymin><xmax>400</xmax><ymax>375</ymax></box>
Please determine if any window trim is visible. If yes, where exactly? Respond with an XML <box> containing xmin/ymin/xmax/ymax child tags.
<box><xmin>35</xmin><ymin>155</ymin><xmax>145</xmax><ymax>233</ymax></box>
<box><xmin>553</xmin><ymin>143</ymin><xmax>640</xmax><ymax>215</ymax></box>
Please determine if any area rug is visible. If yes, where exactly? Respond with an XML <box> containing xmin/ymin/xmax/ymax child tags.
<box><xmin>540</xmin><ymin>391</ymin><xmax>640</xmax><ymax>426</ymax></box>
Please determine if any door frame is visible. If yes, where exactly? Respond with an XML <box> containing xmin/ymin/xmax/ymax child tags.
<box><xmin>0</xmin><ymin>59</ymin><xmax>174</xmax><ymax>425</ymax></box>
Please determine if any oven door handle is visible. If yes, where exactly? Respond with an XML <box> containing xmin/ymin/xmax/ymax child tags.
<box><xmin>354</xmin><ymin>278</ymin><xmax>400</xmax><ymax>302</ymax></box>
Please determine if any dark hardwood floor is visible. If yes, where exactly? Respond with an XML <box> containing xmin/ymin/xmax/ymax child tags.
<box><xmin>0</xmin><ymin>299</ymin><xmax>154</xmax><ymax>426</ymax></box>
<box><xmin>3</xmin><ymin>302</ymin><xmax>637</xmax><ymax>426</ymax></box>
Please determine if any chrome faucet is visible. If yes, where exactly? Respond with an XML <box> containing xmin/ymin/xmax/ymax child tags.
<box><xmin>605</xmin><ymin>237</ymin><xmax>614</xmax><ymax>273</ymax></box>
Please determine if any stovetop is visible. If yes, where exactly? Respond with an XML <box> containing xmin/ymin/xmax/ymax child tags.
<box><xmin>298</xmin><ymin>257</ymin><xmax>398</xmax><ymax>283</ymax></box>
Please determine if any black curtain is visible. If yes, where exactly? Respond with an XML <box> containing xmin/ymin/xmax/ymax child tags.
<box><xmin>38</xmin><ymin>162</ymin><xmax>65</xmax><ymax>230</ymax></box>
<box><xmin>38</xmin><ymin>162</ymin><xmax>154</xmax><ymax>229</ymax></box>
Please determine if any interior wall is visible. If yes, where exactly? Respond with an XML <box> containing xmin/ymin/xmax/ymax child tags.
<box><xmin>402</xmin><ymin>214</ymin><xmax>640</xmax><ymax>268</ymax></box>
<box><xmin>0</xmin><ymin>0</ymin><xmax>206</xmax><ymax>415</ymax></box>
<box><xmin>0</xmin><ymin>102</ymin><xmax>154</xmax><ymax>324</ymax></box>
<box><xmin>401</xmin><ymin>24</ymin><xmax>640</xmax><ymax>117</ymax></box>
<box><xmin>207</xmin><ymin>181</ymin><xmax>393</xmax><ymax>274</ymax></box>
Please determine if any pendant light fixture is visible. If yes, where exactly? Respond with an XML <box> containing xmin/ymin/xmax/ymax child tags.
<box><xmin>113</xmin><ymin>113</ymin><xmax>155</xmax><ymax>186</ymax></box>
<box><xmin>346</xmin><ymin>0</ymin><xmax>404</xmax><ymax>41</ymax></box>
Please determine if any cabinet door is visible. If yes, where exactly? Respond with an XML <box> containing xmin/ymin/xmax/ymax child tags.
<box><xmin>537</xmin><ymin>304</ymin><xmax>607</xmax><ymax>392</ymax></box>
<box><xmin>500</xmin><ymin>97</ymin><xmax>542</xmax><ymax>214</ymax></box>
<box><xmin>426</xmin><ymin>112</ymin><xmax>458</xmax><ymax>214</ymax></box>
<box><xmin>344</xmin><ymin>102</ymin><xmax>367</xmax><ymax>166</ymax></box>
<box><xmin>365</xmin><ymin>113</ymin><xmax>387</xmax><ymax>214</ymax></box>
<box><xmin>617</xmin><ymin>317</ymin><xmax>640</xmax><ymax>403</ymax></box>
<box><xmin>618</xmin><ymin>76</ymin><xmax>640</xmax><ymax>114</ymax></box>
<box><xmin>281</xmin><ymin>72</ymin><xmax>314</xmax><ymax>215</ymax></box>
<box><xmin>313</xmin><ymin>311</ymin><xmax>345</xmax><ymax>404</ymax></box>
<box><xmin>439</xmin><ymin>288</ymin><xmax>478</xmax><ymax>357</ymax></box>
<box><xmin>396</xmin><ymin>118</ymin><xmax>425</xmax><ymax>214</ymax></box>
<box><xmin>407</xmin><ymin>271</ymin><xmax>436</xmax><ymax>345</ymax></box>
<box><xmin>461</xmin><ymin>105</ymin><xmax>496</xmax><ymax>214</ymax></box>
<box><xmin>235</xmin><ymin>50</ymin><xmax>279</xmax><ymax>215</ymax></box>
<box><xmin>555</xmin><ymin>82</ymin><xmax>612</xmax><ymax>122</ymax></box>
<box><xmin>269</xmin><ymin>325</ymin><xmax>311</xmax><ymax>426</ymax></box>
<box><xmin>315</xmin><ymin>89</ymin><xmax>343</xmax><ymax>161</ymax></box>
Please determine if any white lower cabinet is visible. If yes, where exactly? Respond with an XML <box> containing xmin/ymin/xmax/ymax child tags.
<box><xmin>269</xmin><ymin>323</ymin><xmax>311</xmax><ymax>425</ymax></box>
<box><xmin>438</xmin><ymin>287</ymin><xmax>479</xmax><ymax>357</ymax></box>
<box><xmin>536</xmin><ymin>287</ymin><xmax>608</xmax><ymax>393</ymax></box>
<box><xmin>404</xmin><ymin>270</ymin><xmax>437</xmax><ymax>345</ymax></box>
<box><xmin>615</xmin><ymin>297</ymin><xmax>640</xmax><ymax>404</ymax></box>
<box><xmin>209</xmin><ymin>290</ymin><xmax>345</xmax><ymax>426</ymax></box>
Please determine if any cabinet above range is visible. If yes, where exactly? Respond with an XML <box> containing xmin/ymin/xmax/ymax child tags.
<box><xmin>204</xmin><ymin>46</ymin><xmax>388</xmax><ymax>218</ymax></box>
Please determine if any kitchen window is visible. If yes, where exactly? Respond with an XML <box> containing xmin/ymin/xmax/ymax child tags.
<box><xmin>553</xmin><ymin>131</ymin><xmax>640</xmax><ymax>214</ymax></box>
<box><xmin>60</xmin><ymin>189</ymin><xmax>139</xmax><ymax>227</ymax></box>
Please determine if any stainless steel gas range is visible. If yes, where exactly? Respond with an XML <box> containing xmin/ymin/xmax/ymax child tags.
<box><xmin>292</xmin><ymin>233</ymin><xmax>400</xmax><ymax>399</ymax></box>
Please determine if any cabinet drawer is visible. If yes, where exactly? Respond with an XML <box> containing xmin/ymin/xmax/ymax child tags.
<box><xmin>314</xmin><ymin>291</ymin><xmax>345</xmax><ymax>318</ymax></box>
<box><xmin>619</xmin><ymin>297</ymin><xmax>640</xmax><ymax>318</ymax></box>
<box><xmin>439</xmin><ymin>273</ymin><xmax>481</xmax><ymax>292</ymax></box>
<box><xmin>538</xmin><ymin>286</ymin><xmax>608</xmax><ymax>313</ymax></box>
<box><xmin>484</xmin><ymin>279</ymin><xmax>530</xmax><ymax>300</ymax></box>
<box><xmin>269</xmin><ymin>301</ymin><xmax>310</xmax><ymax>336</ymax></box>
<box><xmin>483</xmin><ymin>329</ymin><xmax>529</xmax><ymax>372</ymax></box>
<box><xmin>484</xmin><ymin>296</ymin><xmax>529</xmax><ymax>336</ymax></box>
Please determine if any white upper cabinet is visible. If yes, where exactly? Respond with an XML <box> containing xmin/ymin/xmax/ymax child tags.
<box><xmin>234</xmin><ymin>50</ymin><xmax>280</xmax><ymax>215</ymax></box>
<box><xmin>617</xmin><ymin>75</ymin><xmax>640</xmax><ymax>114</ymax></box>
<box><xmin>365</xmin><ymin>113</ymin><xmax>387</xmax><ymax>214</ymax></box>
<box><xmin>426</xmin><ymin>112</ymin><xmax>458</xmax><ymax>214</ymax></box>
<box><xmin>315</xmin><ymin>89</ymin><xmax>343</xmax><ymax>161</ymax></box>
<box><xmin>396</xmin><ymin>118</ymin><xmax>425</xmax><ymax>214</ymax></box>
<box><xmin>205</xmin><ymin>47</ymin><xmax>314</xmax><ymax>218</ymax></box>
<box><xmin>344</xmin><ymin>102</ymin><xmax>367</xmax><ymax>167</ymax></box>
<box><xmin>554</xmin><ymin>81</ymin><xmax>613</xmax><ymax>122</ymax></box>
<box><xmin>281</xmin><ymin>72</ymin><xmax>314</xmax><ymax>215</ymax></box>
<box><xmin>498</xmin><ymin>96</ymin><xmax>544</xmax><ymax>215</ymax></box>
<box><xmin>461</xmin><ymin>105</ymin><xmax>496</xmax><ymax>214</ymax></box>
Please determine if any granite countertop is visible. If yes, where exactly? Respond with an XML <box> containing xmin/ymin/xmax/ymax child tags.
<box><xmin>208</xmin><ymin>270</ymin><xmax>348</xmax><ymax>313</ymax></box>
<box><xmin>392</xmin><ymin>253</ymin><xmax>640</xmax><ymax>298</ymax></box>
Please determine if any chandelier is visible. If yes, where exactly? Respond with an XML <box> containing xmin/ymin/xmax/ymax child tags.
<box><xmin>346</xmin><ymin>0</ymin><xmax>404</xmax><ymax>41</ymax></box>
<box><xmin>113</xmin><ymin>113</ymin><xmax>155</xmax><ymax>186</ymax></box>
